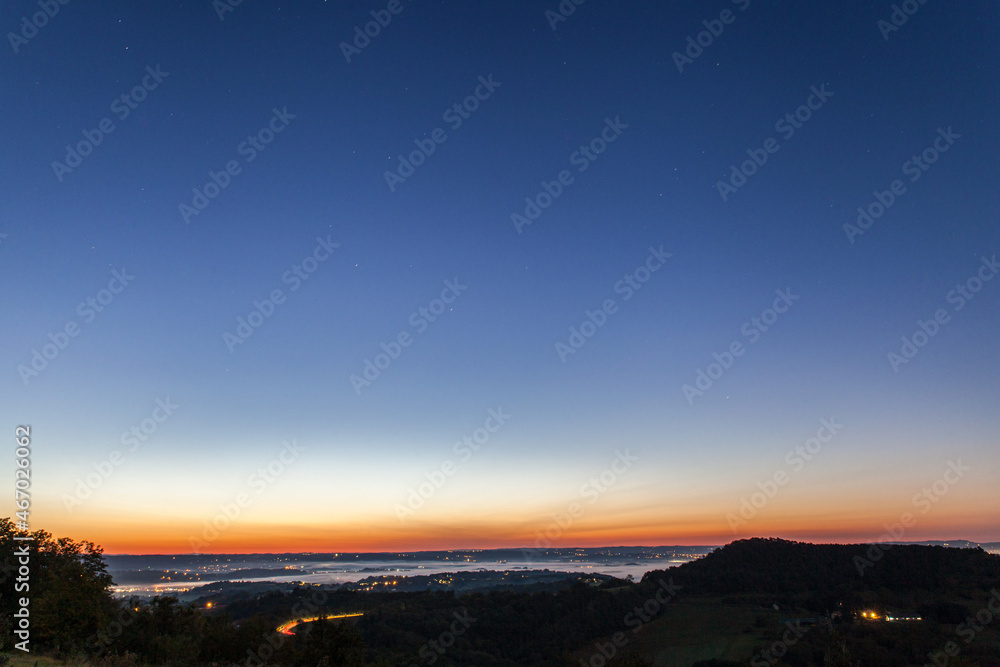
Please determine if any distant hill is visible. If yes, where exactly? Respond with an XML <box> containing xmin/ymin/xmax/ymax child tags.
<box><xmin>642</xmin><ymin>537</ymin><xmax>1000</xmax><ymax>598</ymax></box>
<box><xmin>341</xmin><ymin>569</ymin><xmax>612</xmax><ymax>594</ymax></box>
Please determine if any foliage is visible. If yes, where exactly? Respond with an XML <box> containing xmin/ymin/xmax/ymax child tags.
<box><xmin>0</xmin><ymin>517</ymin><xmax>117</xmax><ymax>654</ymax></box>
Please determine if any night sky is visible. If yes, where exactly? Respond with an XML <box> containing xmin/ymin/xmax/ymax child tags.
<box><xmin>4</xmin><ymin>0</ymin><xmax>999</xmax><ymax>553</ymax></box>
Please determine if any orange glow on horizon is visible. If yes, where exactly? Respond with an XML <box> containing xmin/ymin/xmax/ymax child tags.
<box><xmin>32</xmin><ymin>515</ymin><xmax>1000</xmax><ymax>556</ymax></box>
<box><xmin>29</xmin><ymin>487</ymin><xmax>1000</xmax><ymax>554</ymax></box>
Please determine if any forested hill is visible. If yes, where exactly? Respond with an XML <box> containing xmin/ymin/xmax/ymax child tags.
<box><xmin>643</xmin><ymin>537</ymin><xmax>1000</xmax><ymax>596</ymax></box>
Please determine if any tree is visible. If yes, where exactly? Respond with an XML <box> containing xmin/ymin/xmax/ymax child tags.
<box><xmin>0</xmin><ymin>518</ymin><xmax>117</xmax><ymax>654</ymax></box>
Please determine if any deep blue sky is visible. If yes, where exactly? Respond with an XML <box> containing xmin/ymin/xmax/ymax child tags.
<box><xmin>3</xmin><ymin>0</ymin><xmax>999</xmax><ymax>551</ymax></box>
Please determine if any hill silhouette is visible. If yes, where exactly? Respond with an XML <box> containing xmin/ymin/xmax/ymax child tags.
<box><xmin>643</xmin><ymin>536</ymin><xmax>1000</xmax><ymax>596</ymax></box>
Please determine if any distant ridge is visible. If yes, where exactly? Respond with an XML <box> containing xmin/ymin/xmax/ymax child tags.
<box><xmin>640</xmin><ymin>537</ymin><xmax>1000</xmax><ymax>596</ymax></box>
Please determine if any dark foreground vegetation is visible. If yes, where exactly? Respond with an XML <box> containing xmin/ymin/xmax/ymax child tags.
<box><xmin>3</xmin><ymin>519</ymin><xmax>1000</xmax><ymax>666</ymax></box>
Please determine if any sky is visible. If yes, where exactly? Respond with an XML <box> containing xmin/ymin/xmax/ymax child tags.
<box><xmin>2</xmin><ymin>1</ymin><xmax>999</xmax><ymax>554</ymax></box>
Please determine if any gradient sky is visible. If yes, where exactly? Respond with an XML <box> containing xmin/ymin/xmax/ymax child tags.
<box><xmin>3</xmin><ymin>1</ymin><xmax>999</xmax><ymax>554</ymax></box>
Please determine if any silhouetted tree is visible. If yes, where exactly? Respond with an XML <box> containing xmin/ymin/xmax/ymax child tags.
<box><xmin>0</xmin><ymin>517</ymin><xmax>117</xmax><ymax>654</ymax></box>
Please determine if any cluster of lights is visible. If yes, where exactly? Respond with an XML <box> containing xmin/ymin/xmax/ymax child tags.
<box><xmin>356</xmin><ymin>579</ymin><xmax>399</xmax><ymax>590</ymax></box>
<box><xmin>861</xmin><ymin>611</ymin><xmax>922</xmax><ymax>622</ymax></box>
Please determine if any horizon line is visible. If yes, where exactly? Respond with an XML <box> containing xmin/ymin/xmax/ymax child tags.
<box><xmin>101</xmin><ymin>537</ymin><xmax>1000</xmax><ymax>557</ymax></box>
